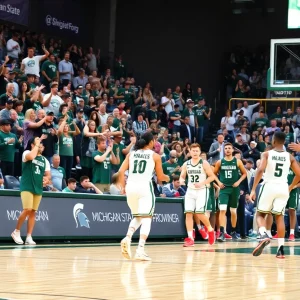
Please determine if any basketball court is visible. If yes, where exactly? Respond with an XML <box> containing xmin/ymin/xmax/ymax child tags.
<box><xmin>0</xmin><ymin>240</ymin><xmax>299</xmax><ymax>300</ymax></box>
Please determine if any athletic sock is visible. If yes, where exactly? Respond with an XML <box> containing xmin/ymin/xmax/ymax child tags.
<box><xmin>278</xmin><ymin>238</ymin><xmax>284</xmax><ymax>250</ymax></box>
<box><xmin>266</xmin><ymin>230</ymin><xmax>272</xmax><ymax>237</ymax></box>
<box><xmin>290</xmin><ymin>229</ymin><xmax>295</xmax><ymax>235</ymax></box>
<box><xmin>197</xmin><ymin>224</ymin><xmax>202</xmax><ymax>230</ymax></box>
<box><xmin>188</xmin><ymin>231</ymin><xmax>194</xmax><ymax>239</ymax></box>
<box><xmin>258</xmin><ymin>226</ymin><xmax>267</xmax><ymax>236</ymax></box>
<box><xmin>15</xmin><ymin>229</ymin><xmax>20</xmax><ymax>233</ymax></box>
<box><xmin>138</xmin><ymin>239</ymin><xmax>146</xmax><ymax>250</ymax></box>
<box><xmin>220</xmin><ymin>226</ymin><xmax>225</xmax><ymax>233</ymax></box>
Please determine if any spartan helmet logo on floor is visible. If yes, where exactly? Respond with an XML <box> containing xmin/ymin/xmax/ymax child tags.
<box><xmin>73</xmin><ymin>203</ymin><xmax>90</xmax><ymax>228</ymax></box>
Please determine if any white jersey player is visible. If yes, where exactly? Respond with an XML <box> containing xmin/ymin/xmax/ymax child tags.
<box><xmin>250</xmin><ymin>131</ymin><xmax>300</xmax><ymax>259</ymax></box>
<box><xmin>179</xmin><ymin>143</ymin><xmax>216</xmax><ymax>247</ymax></box>
<box><xmin>119</xmin><ymin>132</ymin><xmax>169</xmax><ymax>261</ymax></box>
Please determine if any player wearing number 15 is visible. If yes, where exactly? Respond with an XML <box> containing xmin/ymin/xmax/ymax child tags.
<box><xmin>214</xmin><ymin>143</ymin><xmax>247</xmax><ymax>242</ymax></box>
<box><xmin>250</xmin><ymin>132</ymin><xmax>300</xmax><ymax>259</ymax></box>
<box><xmin>11</xmin><ymin>136</ymin><xmax>51</xmax><ymax>245</ymax></box>
<box><xmin>179</xmin><ymin>143</ymin><xmax>216</xmax><ymax>247</ymax></box>
<box><xmin>119</xmin><ymin>132</ymin><xmax>170</xmax><ymax>261</ymax></box>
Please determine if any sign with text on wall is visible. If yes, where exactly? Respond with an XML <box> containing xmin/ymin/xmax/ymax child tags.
<box><xmin>0</xmin><ymin>0</ymin><xmax>29</xmax><ymax>26</ymax></box>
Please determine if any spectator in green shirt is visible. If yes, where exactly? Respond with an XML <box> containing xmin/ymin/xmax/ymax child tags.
<box><xmin>193</xmin><ymin>99</ymin><xmax>208</xmax><ymax>143</ymax></box>
<box><xmin>41</xmin><ymin>54</ymin><xmax>59</xmax><ymax>92</ymax></box>
<box><xmin>62</xmin><ymin>178</ymin><xmax>77</xmax><ymax>193</ymax></box>
<box><xmin>14</xmin><ymin>100</ymin><xmax>25</xmax><ymax>127</ymax></box>
<box><xmin>162</xmin><ymin>150</ymin><xmax>181</xmax><ymax>182</ymax></box>
<box><xmin>269</xmin><ymin>106</ymin><xmax>283</xmax><ymax>122</ymax></box>
<box><xmin>115</xmin><ymin>80</ymin><xmax>135</xmax><ymax>109</ymax></box>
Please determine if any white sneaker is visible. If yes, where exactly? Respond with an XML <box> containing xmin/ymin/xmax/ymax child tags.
<box><xmin>121</xmin><ymin>237</ymin><xmax>131</xmax><ymax>259</ymax></box>
<box><xmin>11</xmin><ymin>230</ymin><xmax>24</xmax><ymax>245</ymax></box>
<box><xmin>134</xmin><ymin>248</ymin><xmax>151</xmax><ymax>261</ymax></box>
<box><xmin>25</xmin><ymin>236</ymin><xmax>36</xmax><ymax>245</ymax></box>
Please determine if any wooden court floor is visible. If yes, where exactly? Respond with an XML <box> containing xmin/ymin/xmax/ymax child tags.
<box><xmin>0</xmin><ymin>240</ymin><xmax>299</xmax><ymax>300</ymax></box>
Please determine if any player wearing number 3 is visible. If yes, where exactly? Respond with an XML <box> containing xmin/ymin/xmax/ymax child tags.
<box><xmin>11</xmin><ymin>136</ymin><xmax>51</xmax><ymax>245</ymax></box>
<box><xmin>119</xmin><ymin>132</ymin><xmax>170</xmax><ymax>261</ymax></box>
<box><xmin>214</xmin><ymin>143</ymin><xmax>247</xmax><ymax>242</ymax></box>
<box><xmin>179</xmin><ymin>143</ymin><xmax>216</xmax><ymax>247</ymax></box>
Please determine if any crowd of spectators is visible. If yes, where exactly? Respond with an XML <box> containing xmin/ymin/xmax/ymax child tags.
<box><xmin>0</xmin><ymin>24</ymin><xmax>214</xmax><ymax>198</ymax></box>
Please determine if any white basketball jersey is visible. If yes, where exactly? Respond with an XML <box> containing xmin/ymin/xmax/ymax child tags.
<box><xmin>186</xmin><ymin>159</ymin><xmax>207</xmax><ymax>189</ymax></box>
<box><xmin>263</xmin><ymin>150</ymin><xmax>290</xmax><ymax>184</ymax></box>
<box><xmin>127</xmin><ymin>149</ymin><xmax>155</xmax><ymax>183</ymax></box>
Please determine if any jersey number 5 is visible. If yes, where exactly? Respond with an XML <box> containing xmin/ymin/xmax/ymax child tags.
<box><xmin>133</xmin><ymin>160</ymin><xmax>147</xmax><ymax>174</ymax></box>
<box><xmin>274</xmin><ymin>163</ymin><xmax>283</xmax><ymax>177</ymax></box>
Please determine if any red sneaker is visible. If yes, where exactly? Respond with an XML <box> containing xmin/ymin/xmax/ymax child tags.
<box><xmin>199</xmin><ymin>228</ymin><xmax>208</xmax><ymax>240</ymax></box>
<box><xmin>216</xmin><ymin>231</ymin><xmax>220</xmax><ymax>239</ymax></box>
<box><xmin>273</xmin><ymin>233</ymin><xmax>278</xmax><ymax>239</ymax></box>
<box><xmin>208</xmin><ymin>230</ymin><xmax>215</xmax><ymax>245</ymax></box>
<box><xmin>288</xmin><ymin>234</ymin><xmax>295</xmax><ymax>241</ymax></box>
<box><xmin>225</xmin><ymin>233</ymin><xmax>232</xmax><ymax>240</ymax></box>
<box><xmin>183</xmin><ymin>237</ymin><xmax>195</xmax><ymax>247</ymax></box>
<box><xmin>193</xmin><ymin>229</ymin><xmax>196</xmax><ymax>240</ymax></box>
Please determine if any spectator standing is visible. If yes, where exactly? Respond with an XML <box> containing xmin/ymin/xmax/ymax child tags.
<box><xmin>6</xmin><ymin>32</ymin><xmax>21</xmax><ymax>62</ymax></box>
<box><xmin>73</xmin><ymin>68</ymin><xmax>88</xmax><ymax>88</ymax></box>
<box><xmin>180</xmin><ymin>116</ymin><xmax>194</xmax><ymax>142</ymax></box>
<box><xmin>0</xmin><ymin>99</ymin><xmax>14</xmax><ymax>120</ymax></box>
<box><xmin>161</xmin><ymin>88</ymin><xmax>174</xmax><ymax>116</ymax></box>
<box><xmin>0</xmin><ymin>56</ymin><xmax>9</xmax><ymax>95</ymax></box>
<box><xmin>132</xmin><ymin>113</ymin><xmax>148</xmax><ymax>139</ymax></box>
<box><xmin>243</xmin><ymin>141</ymin><xmax>261</xmax><ymax>167</ymax></box>
<box><xmin>0</xmin><ymin>82</ymin><xmax>17</xmax><ymax>110</ymax></box>
<box><xmin>58</xmin><ymin>52</ymin><xmax>74</xmax><ymax>84</ymax></box>
<box><xmin>42</xmin><ymin>82</ymin><xmax>63</xmax><ymax>116</ymax></box>
<box><xmin>21</xmin><ymin>46</ymin><xmax>49</xmax><ymax>77</ymax></box>
<box><xmin>172</xmin><ymin>86</ymin><xmax>185</xmax><ymax>111</ymax></box>
<box><xmin>93</xmin><ymin>137</ymin><xmax>119</xmax><ymax>193</ymax></box>
<box><xmin>194</xmin><ymin>99</ymin><xmax>209</xmax><ymax>144</ymax></box>
<box><xmin>265</xmin><ymin>119</ymin><xmax>281</xmax><ymax>138</ymax></box>
<box><xmin>0</xmin><ymin>119</ymin><xmax>22</xmax><ymax>176</ymax></box>
<box><xmin>62</xmin><ymin>178</ymin><xmax>77</xmax><ymax>193</ymax></box>
<box><xmin>241</xmin><ymin>101</ymin><xmax>260</xmax><ymax>122</ymax></box>
<box><xmin>162</xmin><ymin>175</ymin><xmax>186</xmax><ymax>197</ymax></box>
<box><xmin>7</xmin><ymin>69</ymin><xmax>19</xmax><ymax>96</ymax></box>
<box><xmin>57</xmin><ymin>117</ymin><xmax>81</xmax><ymax>179</ymax></box>
<box><xmin>182</xmin><ymin>83</ymin><xmax>193</xmax><ymax>101</ymax></box>
<box><xmin>233</xmin><ymin>133</ymin><xmax>249</xmax><ymax>154</ymax></box>
<box><xmin>162</xmin><ymin>150</ymin><xmax>181</xmax><ymax>182</ymax></box>
<box><xmin>169</xmin><ymin>104</ymin><xmax>182</xmax><ymax>133</ymax></box>
<box><xmin>50</xmin><ymin>154</ymin><xmax>66</xmax><ymax>191</ymax></box>
<box><xmin>41</xmin><ymin>53</ymin><xmax>59</xmax><ymax>91</ymax></box>
<box><xmin>182</xmin><ymin>99</ymin><xmax>195</xmax><ymax>130</ymax></box>
<box><xmin>208</xmin><ymin>133</ymin><xmax>225</xmax><ymax>165</ymax></box>
<box><xmin>87</xmin><ymin>47</ymin><xmax>100</xmax><ymax>72</ymax></box>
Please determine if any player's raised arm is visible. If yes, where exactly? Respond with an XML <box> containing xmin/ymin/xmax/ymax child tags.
<box><xmin>179</xmin><ymin>162</ymin><xmax>187</xmax><ymax>185</ymax></box>
<box><xmin>119</xmin><ymin>153</ymin><xmax>130</xmax><ymax>190</ymax></box>
<box><xmin>289</xmin><ymin>155</ymin><xmax>300</xmax><ymax>192</ymax></box>
<box><xmin>154</xmin><ymin>153</ymin><xmax>170</xmax><ymax>183</ymax></box>
<box><xmin>233</xmin><ymin>159</ymin><xmax>247</xmax><ymax>187</ymax></box>
<box><xmin>250</xmin><ymin>151</ymin><xmax>268</xmax><ymax>201</ymax></box>
<box><xmin>213</xmin><ymin>160</ymin><xmax>225</xmax><ymax>189</ymax></box>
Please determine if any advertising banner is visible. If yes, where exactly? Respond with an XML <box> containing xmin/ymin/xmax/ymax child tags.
<box><xmin>0</xmin><ymin>195</ymin><xmax>186</xmax><ymax>238</ymax></box>
<box><xmin>0</xmin><ymin>0</ymin><xmax>29</xmax><ymax>26</ymax></box>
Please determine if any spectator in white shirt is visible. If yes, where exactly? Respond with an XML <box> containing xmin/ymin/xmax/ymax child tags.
<box><xmin>220</xmin><ymin>109</ymin><xmax>235</xmax><ymax>133</ymax></box>
<box><xmin>161</xmin><ymin>88</ymin><xmax>174</xmax><ymax>115</ymax></box>
<box><xmin>21</xmin><ymin>46</ymin><xmax>49</xmax><ymax>77</ymax></box>
<box><xmin>241</xmin><ymin>101</ymin><xmax>260</xmax><ymax>121</ymax></box>
<box><xmin>6</xmin><ymin>32</ymin><xmax>21</xmax><ymax>61</ymax></box>
<box><xmin>98</xmin><ymin>103</ymin><xmax>108</xmax><ymax>124</ymax></box>
<box><xmin>42</xmin><ymin>82</ymin><xmax>64</xmax><ymax>116</ymax></box>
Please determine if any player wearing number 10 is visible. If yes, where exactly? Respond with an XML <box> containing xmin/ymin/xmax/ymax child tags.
<box><xmin>11</xmin><ymin>136</ymin><xmax>51</xmax><ymax>245</ymax></box>
<box><xmin>214</xmin><ymin>143</ymin><xmax>247</xmax><ymax>242</ymax></box>
<box><xmin>250</xmin><ymin>132</ymin><xmax>300</xmax><ymax>259</ymax></box>
<box><xmin>119</xmin><ymin>132</ymin><xmax>170</xmax><ymax>261</ymax></box>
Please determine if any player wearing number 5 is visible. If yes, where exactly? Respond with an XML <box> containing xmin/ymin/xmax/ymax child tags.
<box><xmin>179</xmin><ymin>143</ymin><xmax>216</xmax><ymax>247</ymax></box>
<box><xmin>214</xmin><ymin>143</ymin><xmax>247</xmax><ymax>242</ymax></box>
<box><xmin>119</xmin><ymin>132</ymin><xmax>170</xmax><ymax>261</ymax></box>
<box><xmin>11</xmin><ymin>135</ymin><xmax>51</xmax><ymax>245</ymax></box>
<box><xmin>92</xmin><ymin>137</ymin><xmax>120</xmax><ymax>193</ymax></box>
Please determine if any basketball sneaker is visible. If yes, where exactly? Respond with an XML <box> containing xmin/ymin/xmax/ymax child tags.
<box><xmin>252</xmin><ymin>234</ymin><xmax>270</xmax><ymax>257</ymax></box>
<box><xmin>121</xmin><ymin>237</ymin><xmax>132</xmax><ymax>260</ymax></box>
<box><xmin>25</xmin><ymin>236</ymin><xmax>36</xmax><ymax>245</ymax></box>
<box><xmin>288</xmin><ymin>234</ymin><xmax>295</xmax><ymax>241</ymax></box>
<box><xmin>273</xmin><ymin>233</ymin><xmax>278</xmax><ymax>239</ymax></box>
<box><xmin>276</xmin><ymin>246</ymin><xmax>285</xmax><ymax>259</ymax></box>
<box><xmin>199</xmin><ymin>227</ymin><xmax>208</xmax><ymax>240</ymax></box>
<box><xmin>216</xmin><ymin>231</ymin><xmax>220</xmax><ymax>239</ymax></box>
<box><xmin>11</xmin><ymin>230</ymin><xmax>23</xmax><ymax>245</ymax></box>
<box><xmin>208</xmin><ymin>230</ymin><xmax>215</xmax><ymax>245</ymax></box>
<box><xmin>183</xmin><ymin>237</ymin><xmax>195</xmax><ymax>247</ymax></box>
<box><xmin>224</xmin><ymin>233</ymin><xmax>232</xmax><ymax>240</ymax></box>
<box><xmin>231</xmin><ymin>232</ymin><xmax>240</xmax><ymax>240</ymax></box>
<box><xmin>135</xmin><ymin>248</ymin><xmax>151</xmax><ymax>261</ymax></box>
<box><xmin>217</xmin><ymin>232</ymin><xmax>225</xmax><ymax>242</ymax></box>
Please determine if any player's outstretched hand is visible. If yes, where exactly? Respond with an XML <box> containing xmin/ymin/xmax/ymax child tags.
<box><xmin>288</xmin><ymin>142</ymin><xmax>300</xmax><ymax>152</ymax></box>
<box><xmin>249</xmin><ymin>190</ymin><xmax>256</xmax><ymax>202</ymax></box>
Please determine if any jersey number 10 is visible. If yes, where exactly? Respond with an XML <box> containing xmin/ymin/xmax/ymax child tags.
<box><xmin>133</xmin><ymin>159</ymin><xmax>147</xmax><ymax>174</ymax></box>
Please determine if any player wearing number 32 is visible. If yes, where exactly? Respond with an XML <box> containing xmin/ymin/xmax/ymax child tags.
<box><xmin>11</xmin><ymin>136</ymin><xmax>51</xmax><ymax>245</ymax></box>
<box><xmin>214</xmin><ymin>143</ymin><xmax>247</xmax><ymax>242</ymax></box>
<box><xmin>119</xmin><ymin>132</ymin><xmax>170</xmax><ymax>261</ymax></box>
<box><xmin>250</xmin><ymin>132</ymin><xmax>300</xmax><ymax>259</ymax></box>
<box><xmin>179</xmin><ymin>143</ymin><xmax>216</xmax><ymax>247</ymax></box>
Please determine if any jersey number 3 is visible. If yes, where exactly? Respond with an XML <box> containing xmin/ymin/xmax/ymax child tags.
<box><xmin>133</xmin><ymin>160</ymin><xmax>147</xmax><ymax>174</ymax></box>
<box><xmin>274</xmin><ymin>163</ymin><xmax>283</xmax><ymax>177</ymax></box>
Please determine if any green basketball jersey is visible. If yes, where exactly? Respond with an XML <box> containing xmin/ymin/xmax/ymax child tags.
<box><xmin>288</xmin><ymin>169</ymin><xmax>295</xmax><ymax>185</ymax></box>
<box><xmin>92</xmin><ymin>151</ymin><xmax>111</xmax><ymax>184</ymax></box>
<box><xmin>20</xmin><ymin>155</ymin><xmax>47</xmax><ymax>195</ymax></box>
<box><xmin>219</xmin><ymin>157</ymin><xmax>239</xmax><ymax>186</ymax></box>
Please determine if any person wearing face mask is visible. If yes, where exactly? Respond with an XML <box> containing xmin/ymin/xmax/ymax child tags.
<box><xmin>162</xmin><ymin>150</ymin><xmax>181</xmax><ymax>183</ymax></box>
